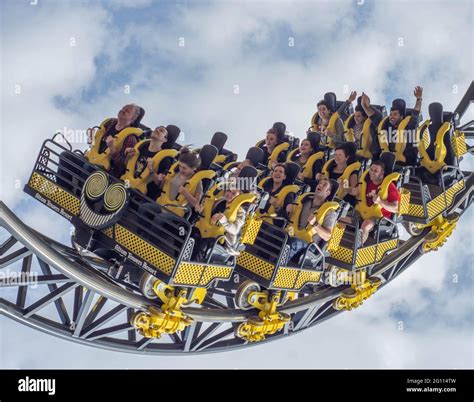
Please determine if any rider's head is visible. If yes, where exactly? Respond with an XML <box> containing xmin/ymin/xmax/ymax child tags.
<box><xmin>117</xmin><ymin>104</ymin><xmax>140</xmax><ymax>126</ymax></box>
<box><xmin>369</xmin><ymin>160</ymin><xmax>385</xmax><ymax>184</ymax></box>
<box><xmin>151</xmin><ymin>126</ymin><xmax>168</xmax><ymax>143</ymax></box>
<box><xmin>178</xmin><ymin>148</ymin><xmax>200</xmax><ymax>176</ymax></box>
<box><xmin>265</xmin><ymin>128</ymin><xmax>278</xmax><ymax>149</ymax></box>
<box><xmin>317</xmin><ymin>100</ymin><xmax>331</xmax><ymax>120</ymax></box>
<box><xmin>271</xmin><ymin>163</ymin><xmax>287</xmax><ymax>184</ymax></box>
<box><xmin>315</xmin><ymin>177</ymin><xmax>332</xmax><ymax>199</ymax></box>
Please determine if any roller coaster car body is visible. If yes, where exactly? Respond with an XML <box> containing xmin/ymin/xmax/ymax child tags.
<box><xmin>236</xmin><ymin>179</ymin><xmax>343</xmax><ymax>292</ymax></box>
<box><xmin>325</xmin><ymin>218</ymin><xmax>399</xmax><ymax>272</ymax></box>
<box><xmin>402</xmin><ymin>166</ymin><xmax>466</xmax><ymax>225</ymax></box>
<box><xmin>24</xmin><ymin>140</ymin><xmax>236</xmax><ymax>289</ymax></box>
<box><xmin>236</xmin><ymin>220</ymin><xmax>324</xmax><ymax>292</ymax></box>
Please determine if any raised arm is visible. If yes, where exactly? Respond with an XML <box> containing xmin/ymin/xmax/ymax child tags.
<box><xmin>413</xmin><ymin>86</ymin><xmax>423</xmax><ymax>113</ymax></box>
<box><xmin>336</xmin><ymin>90</ymin><xmax>357</xmax><ymax>116</ymax></box>
<box><xmin>361</xmin><ymin>92</ymin><xmax>383</xmax><ymax>126</ymax></box>
<box><xmin>406</xmin><ymin>86</ymin><xmax>423</xmax><ymax>130</ymax></box>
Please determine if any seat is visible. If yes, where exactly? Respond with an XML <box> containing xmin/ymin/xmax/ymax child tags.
<box><xmin>286</xmin><ymin>179</ymin><xmax>341</xmax><ymax>269</ymax></box>
<box><xmin>287</xmin><ymin>178</ymin><xmax>340</xmax><ymax>239</ymax></box>
<box><xmin>208</xmin><ymin>132</ymin><xmax>238</xmax><ymax>165</ymax></box>
<box><xmin>344</xmin><ymin>99</ymin><xmax>380</xmax><ymax>160</ymax></box>
<box><xmin>321</xmin><ymin>146</ymin><xmax>362</xmax><ymax>199</ymax></box>
<box><xmin>222</xmin><ymin>146</ymin><xmax>264</xmax><ymax>172</ymax></box>
<box><xmin>85</xmin><ymin>116</ymin><xmax>144</xmax><ymax>171</ymax></box>
<box><xmin>377</xmin><ymin>100</ymin><xmax>422</xmax><ymax>165</ymax></box>
<box><xmin>310</xmin><ymin>92</ymin><xmax>345</xmax><ymax>149</ymax></box>
<box><xmin>194</xmin><ymin>166</ymin><xmax>259</xmax><ymax>262</ymax></box>
<box><xmin>257</xmin><ymin>162</ymin><xmax>302</xmax><ymax>225</ymax></box>
<box><xmin>157</xmin><ymin>144</ymin><xmax>218</xmax><ymax>218</ymax></box>
<box><xmin>355</xmin><ymin>152</ymin><xmax>400</xmax><ymax>221</ymax></box>
<box><xmin>417</xmin><ymin>102</ymin><xmax>457</xmax><ymax>182</ymax></box>
<box><xmin>120</xmin><ymin>127</ymin><xmax>181</xmax><ymax>194</ymax></box>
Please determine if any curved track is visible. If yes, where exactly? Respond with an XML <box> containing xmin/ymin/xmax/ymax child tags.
<box><xmin>1</xmin><ymin>171</ymin><xmax>472</xmax><ymax>354</ymax></box>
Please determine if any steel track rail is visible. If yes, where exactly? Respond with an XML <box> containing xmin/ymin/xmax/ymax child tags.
<box><xmin>0</xmin><ymin>171</ymin><xmax>472</xmax><ymax>354</ymax></box>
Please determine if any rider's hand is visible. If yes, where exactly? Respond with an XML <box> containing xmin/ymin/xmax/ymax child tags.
<box><xmin>146</xmin><ymin>158</ymin><xmax>154</xmax><ymax>171</ymax></box>
<box><xmin>414</xmin><ymin>86</ymin><xmax>423</xmax><ymax>100</ymax></box>
<box><xmin>125</xmin><ymin>148</ymin><xmax>136</xmax><ymax>157</ymax></box>
<box><xmin>347</xmin><ymin>91</ymin><xmax>357</xmax><ymax>103</ymax></box>
<box><xmin>211</xmin><ymin>213</ymin><xmax>223</xmax><ymax>225</ymax></box>
<box><xmin>105</xmin><ymin>136</ymin><xmax>116</xmax><ymax>153</ymax></box>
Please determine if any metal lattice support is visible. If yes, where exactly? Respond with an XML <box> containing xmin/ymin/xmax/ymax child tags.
<box><xmin>1</xmin><ymin>168</ymin><xmax>472</xmax><ymax>354</ymax></box>
<box><xmin>1</xmin><ymin>82</ymin><xmax>473</xmax><ymax>354</ymax></box>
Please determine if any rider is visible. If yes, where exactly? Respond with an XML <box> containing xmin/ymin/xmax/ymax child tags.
<box><xmin>260</xmin><ymin>163</ymin><xmax>296</xmax><ymax>224</ymax></box>
<box><xmin>312</xmin><ymin>99</ymin><xmax>345</xmax><ymax>147</ymax></box>
<box><xmin>359</xmin><ymin>160</ymin><xmax>400</xmax><ymax>244</ymax></box>
<box><xmin>194</xmin><ymin>178</ymin><xmax>248</xmax><ymax>262</ymax></box>
<box><xmin>317</xmin><ymin>142</ymin><xmax>359</xmax><ymax>206</ymax></box>
<box><xmin>362</xmin><ymin>87</ymin><xmax>423</xmax><ymax>165</ymax></box>
<box><xmin>137</xmin><ymin>147</ymin><xmax>202</xmax><ymax>229</ymax></box>
<box><xmin>124</xmin><ymin>126</ymin><xmax>173</xmax><ymax>199</ymax></box>
<box><xmin>56</xmin><ymin>104</ymin><xmax>142</xmax><ymax>192</ymax></box>
<box><xmin>288</xmin><ymin>178</ymin><xmax>336</xmax><ymax>263</ymax></box>
<box><xmin>260</xmin><ymin>127</ymin><xmax>286</xmax><ymax>167</ymax></box>
<box><xmin>95</xmin><ymin>104</ymin><xmax>142</xmax><ymax>177</ymax></box>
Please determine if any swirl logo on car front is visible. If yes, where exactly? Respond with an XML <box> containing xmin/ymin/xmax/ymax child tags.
<box><xmin>79</xmin><ymin>171</ymin><xmax>129</xmax><ymax>229</ymax></box>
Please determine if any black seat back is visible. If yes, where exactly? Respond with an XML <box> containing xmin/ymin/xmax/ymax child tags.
<box><xmin>238</xmin><ymin>165</ymin><xmax>258</xmax><ymax>192</ymax></box>
<box><xmin>211</xmin><ymin>132</ymin><xmax>228</xmax><ymax>153</ymax></box>
<box><xmin>379</xmin><ymin>152</ymin><xmax>396</xmax><ymax>175</ymax></box>
<box><xmin>246</xmin><ymin>146</ymin><xmax>264</xmax><ymax>167</ymax></box>
<box><xmin>392</xmin><ymin>98</ymin><xmax>406</xmax><ymax>115</ymax></box>
<box><xmin>165</xmin><ymin>125</ymin><xmax>182</xmax><ymax>150</ymax></box>
<box><xmin>307</xmin><ymin>131</ymin><xmax>322</xmax><ymax>151</ymax></box>
<box><xmin>328</xmin><ymin>179</ymin><xmax>339</xmax><ymax>201</ymax></box>
<box><xmin>372</xmin><ymin>104</ymin><xmax>387</xmax><ymax>118</ymax></box>
<box><xmin>405</xmin><ymin>107</ymin><xmax>423</xmax><ymax>123</ymax></box>
<box><xmin>343</xmin><ymin>141</ymin><xmax>357</xmax><ymax>157</ymax></box>
<box><xmin>284</xmin><ymin>162</ymin><xmax>301</xmax><ymax>185</ymax></box>
<box><xmin>272</xmin><ymin>122</ymin><xmax>286</xmax><ymax>143</ymax></box>
<box><xmin>324</xmin><ymin>92</ymin><xmax>337</xmax><ymax>112</ymax></box>
<box><xmin>199</xmin><ymin>144</ymin><xmax>219</xmax><ymax>170</ymax></box>
<box><xmin>161</xmin><ymin>125</ymin><xmax>181</xmax><ymax>150</ymax></box>
<box><xmin>428</xmin><ymin>102</ymin><xmax>443</xmax><ymax>155</ymax></box>
<box><xmin>336</xmin><ymin>99</ymin><xmax>352</xmax><ymax>122</ymax></box>
<box><xmin>131</xmin><ymin>106</ymin><xmax>145</xmax><ymax>128</ymax></box>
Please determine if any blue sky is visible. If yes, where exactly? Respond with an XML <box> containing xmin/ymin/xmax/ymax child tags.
<box><xmin>1</xmin><ymin>0</ymin><xmax>473</xmax><ymax>368</ymax></box>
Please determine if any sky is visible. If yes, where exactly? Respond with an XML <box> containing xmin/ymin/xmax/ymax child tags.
<box><xmin>0</xmin><ymin>0</ymin><xmax>473</xmax><ymax>369</ymax></box>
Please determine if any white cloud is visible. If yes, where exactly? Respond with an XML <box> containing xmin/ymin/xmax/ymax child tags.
<box><xmin>1</xmin><ymin>0</ymin><xmax>473</xmax><ymax>369</ymax></box>
<box><xmin>1</xmin><ymin>1</ymin><xmax>108</xmax><ymax>205</ymax></box>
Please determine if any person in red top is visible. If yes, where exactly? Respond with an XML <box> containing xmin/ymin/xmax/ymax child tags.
<box><xmin>360</xmin><ymin>160</ymin><xmax>400</xmax><ymax>244</ymax></box>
